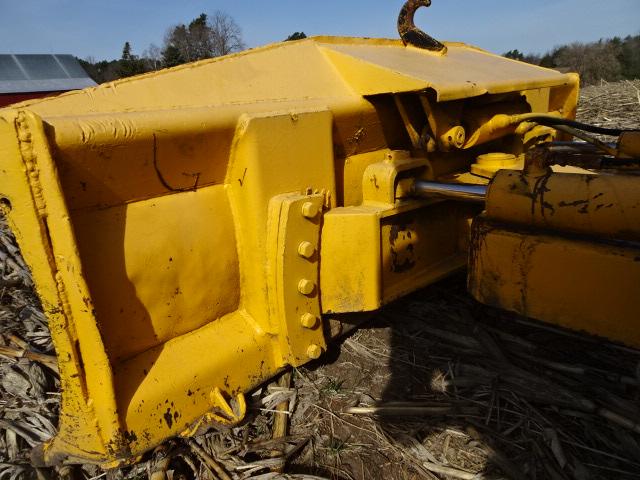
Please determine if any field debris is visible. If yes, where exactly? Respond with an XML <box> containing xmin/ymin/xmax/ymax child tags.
<box><xmin>1</xmin><ymin>80</ymin><xmax>639</xmax><ymax>479</ymax></box>
<box><xmin>577</xmin><ymin>79</ymin><xmax>640</xmax><ymax>133</ymax></box>
<box><xmin>290</xmin><ymin>284</ymin><xmax>640</xmax><ymax>479</ymax></box>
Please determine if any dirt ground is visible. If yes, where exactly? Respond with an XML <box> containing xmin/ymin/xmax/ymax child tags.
<box><xmin>0</xmin><ymin>80</ymin><xmax>639</xmax><ymax>480</ymax></box>
<box><xmin>285</xmin><ymin>278</ymin><xmax>640</xmax><ymax>479</ymax></box>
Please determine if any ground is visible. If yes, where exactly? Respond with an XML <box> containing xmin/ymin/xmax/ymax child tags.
<box><xmin>0</xmin><ymin>80</ymin><xmax>639</xmax><ymax>480</ymax></box>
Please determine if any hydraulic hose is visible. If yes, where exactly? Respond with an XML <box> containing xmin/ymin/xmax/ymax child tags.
<box><xmin>515</xmin><ymin>114</ymin><xmax>634</xmax><ymax>136</ymax></box>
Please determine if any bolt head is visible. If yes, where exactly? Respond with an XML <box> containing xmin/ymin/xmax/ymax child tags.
<box><xmin>301</xmin><ymin>202</ymin><xmax>319</xmax><ymax>219</ymax></box>
<box><xmin>300</xmin><ymin>313</ymin><xmax>318</xmax><ymax>329</ymax></box>
<box><xmin>298</xmin><ymin>241</ymin><xmax>316</xmax><ymax>259</ymax></box>
<box><xmin>298</xmin><ymin>278</ymin><xmax>316</xmax><ymax>295</ymax></box>
<box><xmin>307</xmin><ymin>344</ymin><xmax>323</xmax><ymax>360</ymax></box>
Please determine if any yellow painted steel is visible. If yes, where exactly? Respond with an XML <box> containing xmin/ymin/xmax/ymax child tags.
<box><xmin>618</xmin><ymin>131</ymin><xmax>640</xmax><ymax>158</ymax></box>
<box><xmin>0</xmin><ymin>36</ymin><xmax>578</xmax><ymax>466</ymax></box>
<box><xmin>320</xmin><ymin>150</ymin><xmax>478</xmax><ymax>313</ymax></box>
<box><xmin>469</xmin><ymin>169</ymin><xmax>640</xmax><ymax>347</ymax></box>
<box><xmin>471</xmin><ymin>153</ymin><xmax>520</xmax><ymax>179</ymax></box>
<box><xmin>486</xmin><ymin>170</ymin><xmax>640</xmax><ymax>242</ymax></box>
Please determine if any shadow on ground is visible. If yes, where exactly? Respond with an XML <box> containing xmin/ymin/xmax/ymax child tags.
<box><xmin>289</xmin><ymin>273</ymin><xmax>640</xmax><ymax>480</ymax></box>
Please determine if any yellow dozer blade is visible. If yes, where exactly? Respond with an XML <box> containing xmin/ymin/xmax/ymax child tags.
<box><xmin>0</xmin><ymin>29</ymin><xmax>583</xmax><ymax>465</ymax></box>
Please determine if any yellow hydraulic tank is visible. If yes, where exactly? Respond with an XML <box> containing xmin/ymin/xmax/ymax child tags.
<box><xmin>0</xmin><ymin>36</ymin><xmax>578</xmax><ymax>465</ymax></box>
<box><xmin>469</xmin><ymin>169</ymin><xmax>640</xmax><ymax>347</ymax></box>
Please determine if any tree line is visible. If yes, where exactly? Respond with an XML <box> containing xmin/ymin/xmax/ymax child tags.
<box><xmin>78</xmin><ymin>12</ymin><xmax>307</xmax><ymax>84</ymax></box>
<box><xmin>504</xmin><ymin>34</ymin><xmax>640</xmax><ymax>85</ymax></box>
<box><xmin>80</xmin><ymin>12</ymin><xmax>637</xmax><ymax>87</ymax></box>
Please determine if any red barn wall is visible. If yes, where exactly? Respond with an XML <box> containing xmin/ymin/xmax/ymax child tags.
<box><xmin>0</xmin><ymin>91</ymin><xmax>63</xmax><ymax>108</ymax></box>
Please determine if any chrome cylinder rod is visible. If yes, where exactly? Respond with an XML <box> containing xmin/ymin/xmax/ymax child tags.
<box><xmin>412</xmin><ymin>180</ymin><xmax>487</xmax><ymax>203</ymax></box>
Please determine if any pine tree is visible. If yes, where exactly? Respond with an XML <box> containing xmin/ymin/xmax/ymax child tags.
<box><xmin>118</xmin><ymin>42</ymin><xmax>146</xmax><ymax>78</ymax></box>
<box><xmin>162</xmin><ymin>45</ymin><xmax>185</xmax><ymax>68</ymax></box>
<box><xmin>122</xmin><ymin>42</ymin><xmax>132</xmax><ymax>61</ymax></box>
<box><xmin>286</xmin><ymin>32</ymin><xmax>307</xmax><ymax>41</ymax></box>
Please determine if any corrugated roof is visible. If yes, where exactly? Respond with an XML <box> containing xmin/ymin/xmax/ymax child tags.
<box><xmin>0</xmin><ymin>54</ymin><xmax>96</xmax><ymax>94</ymax></box>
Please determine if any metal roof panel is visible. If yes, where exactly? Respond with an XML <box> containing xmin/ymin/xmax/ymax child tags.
<box><xmin>0</xmin><ymin>56</ymin><xmax>26</xmax><ymax>81</ymax></box>
<box><xmin>0</xmin><ymin>54</ymin><xmax>96</xmax><ymax>94</ymax></box>
<box><xmin>56</xmin><ymin>54</ymin><xmax>92</xmax><ymax>78</ymax></box>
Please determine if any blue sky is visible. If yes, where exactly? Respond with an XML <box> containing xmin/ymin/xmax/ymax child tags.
<box><xmin>1</xmin><ymin>0</ymin><xmax>638</xmax><ymax>60</ymax></box>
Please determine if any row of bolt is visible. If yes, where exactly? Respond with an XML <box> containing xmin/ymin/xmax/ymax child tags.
<box><xmin>298</xmin><ymin>201</ymin><xmax>322</xmax><ymax>360</ymax></box>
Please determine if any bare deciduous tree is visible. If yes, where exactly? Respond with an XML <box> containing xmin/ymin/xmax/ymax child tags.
<box><xmin>503</xmin><ymin>35</ymin><xmax>640</xmax><ymax>85</ymax></box>
<box><xmin>209</xmin><ymin>11</ymin><xmax>245</xmax><ymax>56</ymax></box>
<box><xmin>162</xmin><ymin>11</ymin><xmax>245</xmax><ymax>66</ymax></box>
<box><xmin>142</xmin><ymin>43</ymin><xmax>163</xmax><ymax>71</ymax></box>
<box><xmin>554</xmin><ymin>42</ymin><xmax>622</xmax><ymax>85</ymax></box>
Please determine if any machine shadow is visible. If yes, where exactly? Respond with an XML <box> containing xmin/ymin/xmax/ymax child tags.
<box><xmin>69</xmin><ymin>198</ymin><xmax>165</xmax><ymax>431</ymax></box>
<box><xmin>375</xmin><ymin>273</ymin><xmax>521</xmax><ymax>478</ymax></box>
<box><xmin>291</xmin><ymin>273</ymin><xmax>529</xmax><ymax>479</ymax></box>
<box><xmin>364</xmin><ymin>272</ymin><xmax>640</xmax><ymax>480</ymax></box>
